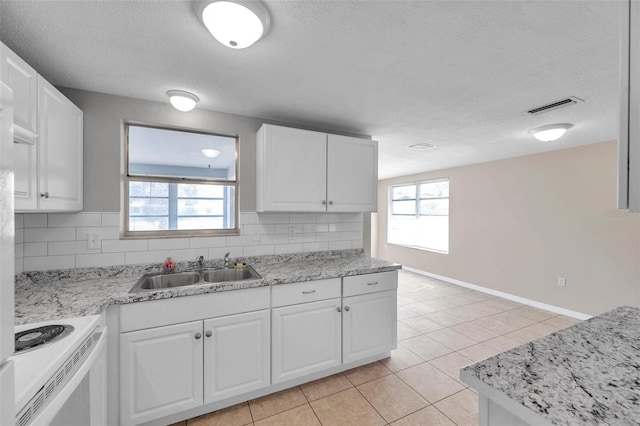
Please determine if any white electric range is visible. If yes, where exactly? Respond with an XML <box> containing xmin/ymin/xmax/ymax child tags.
<box><xmin>11</xmin><ymin>315</ymin><xmax>107</xmax><ymax>426</ymax></box>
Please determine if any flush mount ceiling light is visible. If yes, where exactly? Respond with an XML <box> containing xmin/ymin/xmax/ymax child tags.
<box><xmin>166</xmin><ymin>90</ymin><xmax>199</xmax><ymax>112</ymax></box>
<box><xmin>199</xmin><ymin>0</ymin><xmax>271</xmax><ymax>49</ymax></box>
<box><xmin>201</xmin><ymin>149</ymin><xmax>221</xmax><ymax>158</ymax></box>
<box><xmin>407</xmin><ymin>143</ymin><xmax>438</xmax><ymax>151</ymax></box>
<box><xmin>529</xmin><ymin>123</ymin><xmax>573</xmax><ymax>142</ymax></box>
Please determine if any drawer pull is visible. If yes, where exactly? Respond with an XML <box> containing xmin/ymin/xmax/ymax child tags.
<box><xmin>302</xmin><ymin>290</ymin><xmax>316</xmax><ymax>294</ymax></box>
<box><xmin>367</xmin><ymin>281</ymin><xmax>379</xmax><ymax>286</ymax></box>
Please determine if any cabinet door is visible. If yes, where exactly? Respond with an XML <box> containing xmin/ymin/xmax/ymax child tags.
<box><xmin>120</xmin><ymin>321</ymin><xmax>203</xmax><ymax>426</ymax></box>
<box><xmin>13</xmin><ymin>140</ymin><xmax>37</xmax><ymax>210</ymax></box>
<box><xmin>343</xmin><ymin>290</ymin><xmax>397</xmax><ymax>364</ymax></box>
<box><xmin>327</xmin><ymin>135</ymin><xmax>377</xmax><ymax>212</ymax></box>
<box><xmin>0</xmin><ymin>42</ymin><xmax>38</xmax><ymax>143</ymax></box>
<box><xmin>272</xmin><ymin>298</ymin><xmax>342</xmax><ymax>384</ymax></box>
<box><xmin>203</xmin><ymin>310</ymin><xmax>270</xmax><ymax>404</ymax></box>
<box><xmin>38</xmin><ymin>76</ymin><xmax>83</xmax><ymax>211</ymax></box>
<box><xmin>257</xmin><ymin>124</ymin><xmax>327</xmax><ymax>212</ymax></box>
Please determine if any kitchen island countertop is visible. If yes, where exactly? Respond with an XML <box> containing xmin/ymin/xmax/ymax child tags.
<box><xmin>461</xmin><ymin>305</ymin><xmax>640</xmax><ymax>426</ymax></box>
<box><xmin>15</xmin><ymin>249</ymin><xmax>400</xmax><ymax>325</ymax></box>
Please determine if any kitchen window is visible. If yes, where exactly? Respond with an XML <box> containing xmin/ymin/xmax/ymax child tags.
<box><xmin>124</xmin><ymin>124</ymin><xmax>238</xmax><ymax>237</ymax></box>
<box><xmin>388</xmin><ymin>179</ymin><xmax>449</xmax><ymax>253</ymax></box>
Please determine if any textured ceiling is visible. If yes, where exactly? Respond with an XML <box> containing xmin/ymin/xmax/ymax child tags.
<box><xmin>0</xmin><ymin>0</ymin><xmax>622</xmax><ymax>179</ymax></box>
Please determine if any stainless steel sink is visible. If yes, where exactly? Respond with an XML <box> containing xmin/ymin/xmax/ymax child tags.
<box><xmin>130</xmin><ymin>266</ymin><xmax>261</xmax><ymax>292</ymax></box>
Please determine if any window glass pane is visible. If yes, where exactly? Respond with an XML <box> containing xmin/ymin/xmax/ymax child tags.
<box><xmin>129</xmin><ymin>197</ymin><xmax>168</xmax><ymax>216</ymax></box>
<box><xmin>177</xmin><ymin>199</ymin><xmax>224</xmax><ymax>216</ymax></box>
<box><xmin>388</xmin><ymin>216</ymin><xmax>417</xmax><ymax>246</ymax></box>
<box><xmin>420</xmin><ymin>181</ymin><xmax>449</xmax><ymax>198</ymax></box>
<box><xmin>177</xmin><ymin>183</ymin><xmax>224</xmax><ymax>198</ymax></box>
<box><xmin>128</xmin><ymin>125</ymin><xmax>236</xmax><ymax>181</ymax></box>
<box><xmin>420</xmin><ymin>199</ymin><xmax>449</xmax><ymax>216</ymax></box>
<box><xmin>177</xmin><ymin>217</ymin><xmax>225</xmax><ymax>230</ymax></box>
<box><xmin>416</xmin><ymin>216</ymin><xmax>449</xmax><ymax>252</ymax></box>
<box><xmin>392</xmin><ymin>185</ymin><xmax>416</xmax><ymax>200</ymax></box>
<box><xmin>392</xmin><ymin>200</ymin><xmax>416</xmax><ymax>215</ymax></box>
<box><xmin>129</xmin><ymin>217</ymin><xmax>169</xmax><ymax>231</ymax></box>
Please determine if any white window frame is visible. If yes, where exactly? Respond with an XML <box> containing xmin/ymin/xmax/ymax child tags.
<box><xmin>123</xmin><ymin>122</ymin><xmax>240</xmax><ymax>238</ymax></box>
<box><xmin>388</xmin><ymin>178</ymin><xmax>449</xmax><ymax>253</ymax></box>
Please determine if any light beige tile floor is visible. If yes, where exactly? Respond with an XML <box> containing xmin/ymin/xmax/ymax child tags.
<box><xmin>170</xmin><ymin>269</ymin><xmax>580</xmax><ymax>426</ymax></box>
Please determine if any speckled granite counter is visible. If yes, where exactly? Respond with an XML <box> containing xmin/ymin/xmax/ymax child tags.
<box><xmin>15</xmin><ymin>249</ymin><xmax>400</xmax><ymax>325</ymax></box>
<box><xmin>461</xmin><ymin>305</ymin><xmax>640</xmax><ymax>426</ymax></box>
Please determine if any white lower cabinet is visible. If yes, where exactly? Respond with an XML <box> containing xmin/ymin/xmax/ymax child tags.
<box><xmin>343</xmin><ymin>290</ymin><xmax>397</xmax><ymax>364</ymax></box>
<box><xmin>120</xmin><ymin>310</ymin><xmax>270</xmax><ymax>426</ymax></box>
<box><xmin>272</xmin><ymin>298</ymin><xmax>342</xmax><ymax>384</ymax></box>
<box><xmin>203</xmin><ymin>310</ymin><xmax>270</xmax><ymax>403</ymax></box>
<box><xmin>120</xmin><ymin>321</ymin><xmax>204</xmax><ymax>426</ymax></box>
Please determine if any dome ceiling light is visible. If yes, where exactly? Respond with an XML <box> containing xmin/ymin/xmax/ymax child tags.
<box><xmin>201</xmin><ymin>149</ymin><xmax>221</xmax><ymax>158</ymax></box>
<box><xmin>199</xmin><ymin>0</ymin><xmax>271</xmax><ymax>49</ymax></box>
<box><xmin>529</xmin><ymin>123</ymin><xmax>573</xmax><ymax>142</ymax></box>
<box><xmin>166</xmin><ymin>90</ymin><xmax>199</xmax><ymax>112</ymax></box>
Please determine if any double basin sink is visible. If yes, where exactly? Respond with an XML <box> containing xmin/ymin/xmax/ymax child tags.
<box><xmin>130</xmin><ymin>266</ymin><xmax>261</xmax><ymax>293</ymax></box>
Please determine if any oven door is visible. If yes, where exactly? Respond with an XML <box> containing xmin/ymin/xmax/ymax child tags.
<box><xmin>33</xmin><ymin>329</ymin><xmax>107</xmax><ymax>426</ymax></box>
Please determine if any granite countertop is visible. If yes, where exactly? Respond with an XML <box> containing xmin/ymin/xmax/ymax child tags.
<box><xmin>461</xmin><ymin>306</ymin><xmax>640</xmax><ymax>426</ymax></box>
<box><xmin>15</xmin><ymin>249</ymin><xmax>401</xmax><ymax>325</ymax></box>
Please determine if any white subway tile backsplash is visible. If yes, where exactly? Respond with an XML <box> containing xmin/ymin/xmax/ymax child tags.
<box><xmin>303</xmin><ymin>223</ymin><xmax>329</xmax><ymax>233</ymax></box>
<box><xmin>23</xmin><ymin>242</ymin><xmax>47</xmax><ymax>257</ymax></box>
<box><xmin>76</xmin><ymin>253</ymin><xmax>125</xmax><ymax>268</ymax></box>
<box><xmin>289</xmin><ymin>213</ymin><xmax>317</xmax><ymax>224</ymax></box>
<box><xmin>15</xmin><ymin>213</ymin><xmax>24</xmax><ymax>229</ymax></box>
<box><xmin>48</xmin><ymin>212</ymin><xmax>101</xmax><ymax>228</ymax></box>
<box><xmin>15</xmin><ymin>211</ymin><xmax>364</xmax><ymax>272</ymax></box>
<box><xmin>189</xmin><ymin>236</ymin><xmax>228</xmax><ymax>249</ymax></box>
<box><xmin>244</xmin><ymin>245</ymin><xmax>275</xmax><ymax>256</ymax></box>
<box><xmin>24</xmin><ymin>213</ymin><xmax>48</xmax><ymax>228</ymax></box>
<box><xmin>274</xmin><ymin>243</ymin><xmax>303</xmax><ymax>254</ymax></box>
<box><xmin>48</xmin><ymin>241</ymin><xmax>100</xmax><ymax>256</ymax></box>
<box><xmin>258</xmin><ymin>213</ymin><xmax>290</xmax><ymax>224</ymax></box>
<box><xmin>101</xmin><ymin>213</ymin><xmax>120</xmax><ymax>227</ymax></box>
<box><xmin>303</xmin><ymin>242</ymin><xmax>329</xmax><ymax>252</ymax></box>
<box><xmin>24</xmin><ymin>255</ymin><xmax>75</xmax><ymax>271</ymax></box>
<box><xmin>148</xmin><ymin>238</ymin><xmax>190</xmax><ymax>251</ymax></box>
<box><xmin>102</xmin><ymin>239</ymin><xmax>148</xmax><ymax>253</ymax></box>
<box><xmin>24</xmin><ymin>227</ymin><xmax>76</xmax><ymax>243</ymax></box>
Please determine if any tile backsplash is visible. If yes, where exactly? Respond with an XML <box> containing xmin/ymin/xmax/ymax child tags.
<box><xmin>14</xmin><ymin>212</ymin><xmax>364</xmax><ymax>273</ymax></box>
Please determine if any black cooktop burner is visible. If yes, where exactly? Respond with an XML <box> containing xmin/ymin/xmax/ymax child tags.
<box><xmin>14</xmin><ymin>325</ymin><xmax>74</xmax><ymax>354</ymax></box>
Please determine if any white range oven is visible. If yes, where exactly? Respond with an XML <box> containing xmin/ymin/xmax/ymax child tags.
<box><xmin>11</xmin><ymin>315</ymin><xmax>107</xmax><ymax>426</ymax></box>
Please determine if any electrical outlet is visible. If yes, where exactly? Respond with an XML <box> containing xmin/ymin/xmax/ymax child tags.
<box><xmin>87</xmin><ymin>232</ymin><xmax>101</xmax><ymax>249</ymax></box>
<box><xmin>288</xmin><ymin>227</ymin><xmax>296</xmax><ymax>240</ymax></box>
<box><xmin>558</xmin><ymin>277</ymin><xmax>566</xmax><ymax>287</ymax></box>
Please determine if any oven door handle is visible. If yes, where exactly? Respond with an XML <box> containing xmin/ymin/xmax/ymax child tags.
<box><xmin>29</xmin><ymin>327</ymin><xmax>108</xmax><ymax>426</ymax></box>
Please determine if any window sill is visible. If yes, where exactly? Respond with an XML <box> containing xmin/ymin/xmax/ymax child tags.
<box><xmin>387</xmin><ymin>242</ymin><xmax>448</xmax><ymax>255</ymax></box>
<box><xmin>120</xmin><ymin>229</ymin><xmax>241</xmax><ymax>239</ymax></box>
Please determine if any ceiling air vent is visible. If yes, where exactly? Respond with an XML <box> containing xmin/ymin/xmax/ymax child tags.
<box><xmin>526</xmin><ymin>96</ymin><xmax>584</xmax><ymax>115</ymax></box>
<box><xmin>407</xmin><ymin>143</ymin><xmax>437</xmax><ymax>151</ymax></box>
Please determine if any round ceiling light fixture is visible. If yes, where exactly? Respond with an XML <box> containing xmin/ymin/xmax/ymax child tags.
<box><xmin>529</xmin><ymin>123</ymin><xmax>573</xmax><ymax>142</ymax></box>
<box><xmin>199</xmin><ymin>0</ymin><xmax>271</xmax><ymax>49</ymax></box>
<box><xmin>201</xmin><ymin>149</ymin><xmax>221</xmax><ymax>158</ymax></box>
<box><xmin>166</xmin><ymin>90</ymin><xmax>199</xmax><ymax>112</ymax></box>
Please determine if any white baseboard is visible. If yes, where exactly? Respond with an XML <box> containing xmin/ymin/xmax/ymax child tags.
<box><xmin>402</xmin><ymin>266</ymin><xmax>592</xmax><ymax>321</ymax></box>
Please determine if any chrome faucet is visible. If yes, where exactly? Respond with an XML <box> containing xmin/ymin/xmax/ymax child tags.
<box><xmin>224</xmin><ymin>252</ymin><xmax>231</xmax><ymax>269</ymax></box>
<box><xmin>197</xmin><ymin>255</ymin><xmax>204</xmax><ymax>269</ymax></box>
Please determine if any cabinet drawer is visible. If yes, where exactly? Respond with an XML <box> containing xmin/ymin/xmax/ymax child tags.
<box><xmin>342</xmin><ymin>271</ymin><xmax>398</xmax><ymax>297</ymax></box>
<box><xmin>272</xmin><ymin>278</ymin><xmax>341</xmax><ymax>308</ymax></box>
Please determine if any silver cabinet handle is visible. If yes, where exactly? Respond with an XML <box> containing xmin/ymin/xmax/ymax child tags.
<box><xmin>40</xmin><ymin>192</ymin><xmax>49</xmax><ymax>199</ymax></box>
<box><xmin>205</xmin><ymin>331</ymin><xmax>212</xmax><ymax>338</ymax></box>
<box><xmin>328</xmin><ymin>201</ymin><xmax>334</xmax><ymax>205</ymax></box>
<box><xmin>302</xmin><ymin>290</ymin><xmax>316</xmax><ymax>294</ymax></box>
<box><xmin>195</xmin><ymin>333</ymin><xmax>202</xmax><ymax>340</ymax></box>
<box><xmin>322</xmin><ymin>200</ymin><xmax>327</xmax><ymax>205</ymax></box>
<box><xmin>367</xmin><ymin>282</ymin><xmax>379</xmax><ymax>286</ymax></box>
<box><xmin>337</xmin><ymin>307</ymin><xmax>342</xmax><ymax>312</ymax></box>
<box><xmin>345</xmin><ymin>306</ymin><xmax>350</xmax><ymax>311</ymax></box>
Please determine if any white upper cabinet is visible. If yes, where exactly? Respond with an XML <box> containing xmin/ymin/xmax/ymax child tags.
<box><xmin>37</xmin><ymin>77</ymin><xmax>83</xmax><ymax>211</ymax></box>
<box><xmin>0</xmin><ymin>42</ymin><xmax>83</xmax><ymax>212</ymax></box>
<box><xmin>620</xmin><ymin>0</ymin><xmax>640</xmax><ymax>212</ymax></box>
<box><xmin>256</xmin><ymin>124</ymin><xmax>378</xmax><ymax>212</ymax></box>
